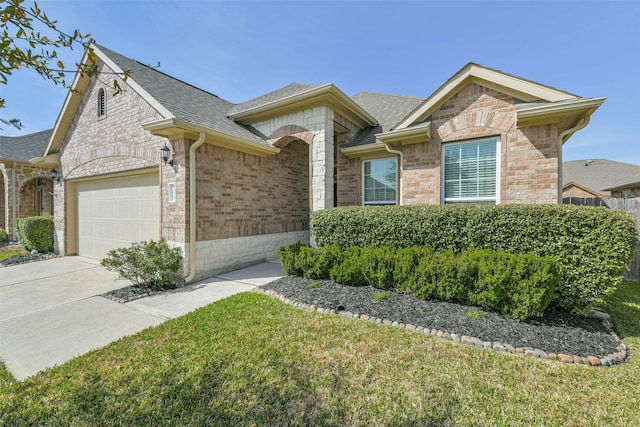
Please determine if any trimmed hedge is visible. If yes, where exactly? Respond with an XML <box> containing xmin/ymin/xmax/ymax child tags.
<box><xmin>310</xmin><ymin>205</ymin><xmax>639</xmax><ymax>314</ymax></box>
<box><xmin>15</xmin><ymin>216</ymin><xmax>54</xmax><ymax>252</ymax></box>
<box><xmin>0</xmin><ymin>228</ymin><xmax>8</xmax><ymax>243</ymax></box>
<box><xmin>279</xmin><ymin>245</ymin><xmax>559</xmax><ymax>321</ymax></box>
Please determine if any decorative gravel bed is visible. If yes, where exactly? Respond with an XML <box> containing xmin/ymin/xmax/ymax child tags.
<box><xmin>0</xmin><ymin>251</ymin><xmax>58</xmax><ymax>267</ymax></box>
<box><xmin>260</xmin><ymin>276</ymin><xmax>628</xmax><ymax>366</ymax></box>
<box><xmin>101</xmin><ymin>285</ymin><xmax>167</xmax><ymax>303</ymax></box>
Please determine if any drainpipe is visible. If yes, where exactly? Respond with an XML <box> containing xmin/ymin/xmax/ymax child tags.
<box><xmin>184</xmin><ymin>132</ymin><xmax>206</xmax><ymax>283</ymax></box>
<box><xmin>557</xmin><ymin>114</ymin><xmax>591</xmax><ymax>203</ymax></box>
<box><xmin>11</xmin><ymin>161</ymin><xmax>17</xmax><ymax>239</ymax></box>
<box><xmin>382</xmin><ymin>143</ymin><xmax>403</xmax><ymax>205</ymax></box>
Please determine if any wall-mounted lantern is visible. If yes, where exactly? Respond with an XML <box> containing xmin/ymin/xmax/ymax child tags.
<box><xmin>50</xmin><ymin>168</ymin><xmax>61</xmax><ymax>184</ymax></box>
<box><xmin>161</xmin><ymin>143</ymin><xmax>174</xmax><ymax>166</ymax></box>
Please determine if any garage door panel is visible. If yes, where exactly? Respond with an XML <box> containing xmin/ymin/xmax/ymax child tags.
<box><xmin>77</xmin><ymin>174</ymin><xmax>159</xmax><ymax>259</ymax></box>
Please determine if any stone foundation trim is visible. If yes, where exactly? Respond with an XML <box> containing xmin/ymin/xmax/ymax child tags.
<box><xmin>185</xmin><ymin>230</ymin><xmax>309</xmax><ymax>282</ymax></box>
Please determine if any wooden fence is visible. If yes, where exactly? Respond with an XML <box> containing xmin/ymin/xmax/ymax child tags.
<box><xmin>603</xmin><ymin>198</ymin><xmax>640</xmax><ymax>282</ymax></box>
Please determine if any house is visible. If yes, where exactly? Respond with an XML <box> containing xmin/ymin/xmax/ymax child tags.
<box><xmin>9</xmin><ymin>43</ymin><xmax>605</xmax><ymax>281</ymax></box>
<box><xmin>0</xmin><ymin>130</ymin><xmax>54</xmax><ymax>236</ymax></box>
<box><xmin>562</xmin><ymin>159</ymin><xmax>640</xmax><ymax>199</ymax></box>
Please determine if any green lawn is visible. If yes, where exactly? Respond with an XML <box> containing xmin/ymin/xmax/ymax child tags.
<box><xmin>1</xmin><ymin>282</ymin><xmax>638</xmax><ymax>425</ymax></box>
<box><xmin>0</xmin><ymin>246</ymin><xmax>27</xmax><ymax>262</ymax></box>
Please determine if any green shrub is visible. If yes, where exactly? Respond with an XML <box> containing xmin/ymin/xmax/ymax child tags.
<box><xmin>0</xmin><ymin>228</ymin><xmax>8</xmax><ymax>243</ymax></box>
<box><xmin>15</xmin><ymin>216</ymin><xmax>54</xmax><ymax>252</ymax></box>
<box><xmin>461</xmin><ymin>249</ymin><xmax>558</xmax><ymax>321</ymax></box>
<box><xmin>311</xmin><ymin>205</ymin><xmax>638</xmax><ymax>314</ymax></box>
<box><xmin>361</xmin><ymin>247</ymin><xmax>397</xmax><ymax>290</ymax></box>
<box><xmin>278</xmin><ymin>243</ymin><xmax>559</xmax><ymax>321</ymax></box>
<box><xmin>279</xmin><ymin>242</ymin><xmax>307</xmax><ymax>276</ymax></box>
<box><xmin>101</xmin><ymin>239</ymin><xmax>184</xmax><ymax>291</ymax></box>
<box><xmin>328</xmin><ymin>247</ymin><xmax>368</xmax><ymax>287</ymax></box>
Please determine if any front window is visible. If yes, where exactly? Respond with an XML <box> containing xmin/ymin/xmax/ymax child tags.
<box><xmin>443</xmin><ymin>137</ymin><xmax>498</xmax><ymax>204</ymax></box>
<box><xmin>363</xmin><ymin>158</ymin><xmax>397</xmax><ymax>205</ymax></box>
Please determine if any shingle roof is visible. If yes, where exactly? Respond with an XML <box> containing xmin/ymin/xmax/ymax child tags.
<box><xmin>0</xmin><ymin>129</ymin><xmax>52</xmax><ymax>161</ymax></box>
<box><xmin>96</xmin><ymin>45</ymin><xmax>267</xmax><ymax>143</ymax></box>
<box><xmin>347</xmin><ymin>92</ymin><xmax>425</xmax><ymax>147</ymax></box>
<box><xmin>563</xmin><ymin>159</ymin><xmax>640</xmax><ymax>196</ymax></box>
<box><xmin>604</xmin><ymin>172</ymin><xmax>640</xmax><ymax>191</ymax></box>
<box><xmin>229</xmin><ymin>83</ymin><xmax>321</xmax><ymax>115</ymax></box>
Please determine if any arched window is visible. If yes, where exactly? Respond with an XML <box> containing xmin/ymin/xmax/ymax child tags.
<box><xmin>97</xmin><ymin>88</ymin><xmax>106</xmax><ymax>118</ymax></box>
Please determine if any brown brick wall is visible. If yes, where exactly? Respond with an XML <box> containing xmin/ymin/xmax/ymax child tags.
<box><xmin>402</xmin><ymin>82</ymin><xmax>560</xmax><ymax>205</ymax></box>
<box><xmin>195</xmin><ymin>138</ymin><xmax>310</xmax><ymax>241</ymax></box>
<box><xmin>334</xmin><ymin>112</ymin><xmax>363</xmax><ymax>206</ymax></box>
<box><xmin>562</xmin><ymin>183</ymin><xmax>601</xmax><ymax>198</ymax></box>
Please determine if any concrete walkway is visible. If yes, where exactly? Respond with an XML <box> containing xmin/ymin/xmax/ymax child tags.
<box><xmin>0</xmin><ymin>257</ymin><xmax>283</xmax><ymax>380</ymax></box>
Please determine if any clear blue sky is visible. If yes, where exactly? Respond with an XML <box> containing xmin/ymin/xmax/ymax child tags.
<box><xmin>2</xmin><ymin>0</ymin><xmax>639</xmax><ymax>164</ymax></box>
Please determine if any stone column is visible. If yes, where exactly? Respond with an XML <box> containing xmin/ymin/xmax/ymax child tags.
<box><xmin>311</xmin><ymin>108</ymin><xmax>334</xmax><ymax>211</ymax></box>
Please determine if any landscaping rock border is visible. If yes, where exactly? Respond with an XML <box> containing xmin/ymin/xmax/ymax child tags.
<box><xmin>257</xmin><ymin>277</ymin><xmax>629</xmax><ymax>367</ymax></box>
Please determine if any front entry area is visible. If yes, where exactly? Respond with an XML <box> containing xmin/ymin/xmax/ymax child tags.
<box><xmin>76</xmin><ymin>173</ymin><xmax>160</xmax><ymax>259</ymax></box>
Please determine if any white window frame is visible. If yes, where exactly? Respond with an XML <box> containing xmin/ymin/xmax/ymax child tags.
<box><xmin>441</xmin><ymin>137</ymin><xmax>500</xmax><ymax>204</ymax></box>
<box><xmin>362</xmin><ymin>157</ymin><xmax>398</xmax><ymax>205</ymax></box>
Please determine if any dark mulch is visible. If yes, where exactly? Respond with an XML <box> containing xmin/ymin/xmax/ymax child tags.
<box><xmin>263</xmin><ymin>276</ymin><xmax>621</xmax><ymax>358</ymax></box>
<box><xmin>0</xmin><ymin>248</ymin><xmax>58</xmax><ymax>267</ymax></box>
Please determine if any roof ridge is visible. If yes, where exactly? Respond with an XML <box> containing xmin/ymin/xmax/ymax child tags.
<box><xmin>94</xmin><ymin>44</ymin><xmax>231</xmax><ymax>105</ymax></box>
<box><xmin>352</xmin><ymin>91</ymin><xmax>425</xmax><ymax>100</ymax></box>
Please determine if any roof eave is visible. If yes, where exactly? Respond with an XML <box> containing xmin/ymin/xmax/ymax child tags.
<box><xmin>395</xmin><ymin>63</ymin><xmax>579</xmax><ymax>130</ymax></box>
<box><xmin>340</xmin><ymin>142</ymin><xmax>389</xmax><ymax>159</ymax></box>
<box><xmin>375</xmin><ymin>122</ymin><xmax>431</xmax><ymax>145</ymax></box>
<box><xmin>229</xmin><ymin>83</ymin><xmax>377</xmax><ymax>128</ymax></box>
<box><xmin>516</xmin><ymin>97</ymin><xmax>606</xmax><ymax>135</ymax></box>
<box><xmin>143</xmin><ymin>118</ymin><xmax>280</xmax><ymax>157</ymax></box>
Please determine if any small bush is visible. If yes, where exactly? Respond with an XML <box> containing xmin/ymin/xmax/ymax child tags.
<box><xmin>101</xmin><ymin>239</ymin><xmax>184</xmax><ymax>291</ymax></box>
<box><xmin>15</xmin><ymin>216</ymin><xmax>54</xmax><ymax>252</ymax></box>
<box><xmin>0</xmin><ymin>228</ymin><xmax>8</xmax><ymax>243</ymax></box>
<box><xmin>279</xmin><ymin>242</ymin><xmax>307</xmax><ymax>276</ymax></box>
<box><xmin>328</xmin><ymin>247</ymin><xmax>368</xmax><ymax>287</ymax></box>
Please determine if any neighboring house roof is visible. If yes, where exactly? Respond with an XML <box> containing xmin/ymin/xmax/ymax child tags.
<box><xmin>0</xmin><ymin>129</ymin><xmax>52</xmax><ymax>162</ymax></box>
<box><xmin>562</xmin><ymin>181</ymin><xmax>604</xmax><ymax>198</ymax></box>
<box><xmin>604</xmin><ymin>172</ymin><xmax>640</xmax><ymax>191</ymax></box>
<box><xmin>562</xmin><ymin>159</ymin><xmax>640</xmax><ymax>197</ymax></box>
<box><xmin>348</xmin><ymin>92</ymin><xmax>425</xmax><ymax>147</ymax></box>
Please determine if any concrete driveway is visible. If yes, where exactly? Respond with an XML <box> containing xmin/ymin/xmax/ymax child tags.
<box><xmin>0</xmin><ymin>257</ymin><xmax>283</xmax><ymax>380</ymax></box>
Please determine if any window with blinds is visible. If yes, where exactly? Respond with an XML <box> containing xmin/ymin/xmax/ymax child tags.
<box><xmin>443</xmin><ymin>138</ymin><xmax>497</xmax><ymax>204</ymax></box>
<box><xmin>363</xmin><ymin>158</ymin><xmax>397</xmax><ymax>205</ymax></box>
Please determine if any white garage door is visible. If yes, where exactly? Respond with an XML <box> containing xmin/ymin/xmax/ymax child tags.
<box><xmin>77</xmin><ymin>174</ymin><xmax>160</xmax><ymax>259</ymax></box>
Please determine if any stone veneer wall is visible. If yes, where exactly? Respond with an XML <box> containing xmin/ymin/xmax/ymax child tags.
<box><xmin>54</xmin><ymin>61</ymin><xmax>167</xmax><ymax>254</ymax></box>
<box><xmin>403</xmin><ymin>82</ymin><xmax>560</xmax><ymax>205</ymax></box>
